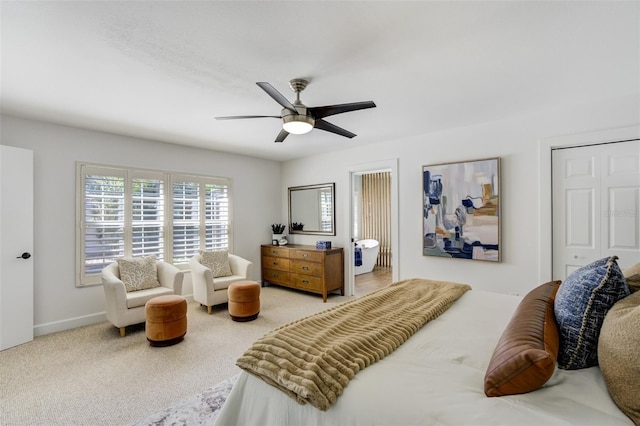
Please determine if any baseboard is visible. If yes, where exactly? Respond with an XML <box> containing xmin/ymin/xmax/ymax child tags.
<box><xmin>34</xmin><ymin>312</ymin><xmax>107</xmax><ymax>336</ymax></box>
<box><xmin>33</xmin><ymin>294</ymin><xmax>195</xmax><ymax>336</ymax></box>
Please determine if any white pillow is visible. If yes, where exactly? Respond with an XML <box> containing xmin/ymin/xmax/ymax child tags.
<box><xmin>117</xmin><ymin>256</ymin><xmax>161</xmax><ymax>292</ymax></box>
<box><xmin>200</xmin><ymin>250</ymin><xmax>233</xmax><ymax>278</ymax></box>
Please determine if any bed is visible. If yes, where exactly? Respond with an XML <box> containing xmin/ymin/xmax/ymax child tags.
<box><xmin>214</xmin><ymin>258</ymin><xmax>639</xmax><ymax>426</ymax></box>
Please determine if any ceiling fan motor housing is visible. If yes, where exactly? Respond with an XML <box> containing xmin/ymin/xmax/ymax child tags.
<box><xmin>282</xmin><ymin>80</ymin><xmax>315</xmax><ymax>134</ymax></box>
<box><xmin>282</xmin><ymin>107</ymin><xmax>315</xmax><ymax>134</ymax></box>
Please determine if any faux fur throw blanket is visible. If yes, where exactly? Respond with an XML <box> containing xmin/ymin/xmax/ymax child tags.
<box><xmin>236</xmin><ymin>278</ymin><xmax>471</xmax><ymax>411</ymax></box>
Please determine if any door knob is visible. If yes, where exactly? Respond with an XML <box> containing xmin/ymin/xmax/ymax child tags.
<box><xmin>17</xmin><ymin>252</ymin><xmax>31</xmax><ymax>259</ymax></box>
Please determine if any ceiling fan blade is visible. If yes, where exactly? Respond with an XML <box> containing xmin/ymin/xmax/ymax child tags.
<box><xmin>314</xmin><ymin>119</ymin><xmax>357</xmax><ymax>139</ymax></box>
<box><xmin>275</xmin><ymin>129</ymin><xmax>289</xmax><ymax>143</ymax></box>
<box><xmin>308</xmin><ymin>101</ymin><xmax>376</xmax><ymax>119</ymax></box>
<box><xmin>215</xmin><ymin>115</ymin><xmax>281</xmax><ymax>120</ymax></box>
<box><xmin>256</xmin><ymin>82</ymin><xmax>297</xmax><ymax>114</ymax></box>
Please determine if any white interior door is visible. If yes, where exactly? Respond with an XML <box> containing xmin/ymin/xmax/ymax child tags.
<box><xmin>552</xmin><ymin>140</ymin><xmax>640</xmax><ymax>279</ymax></box>
<box><xmin>0</xmin><ymin>145</ymin><xmax>34</xmax><ymax>351</ymax></box>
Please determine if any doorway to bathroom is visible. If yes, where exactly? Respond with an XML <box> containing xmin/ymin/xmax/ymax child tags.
<box><xmin>352</xmin><ymin>168</ymin><xmax>394</xmax><ymax>296</ymax></box>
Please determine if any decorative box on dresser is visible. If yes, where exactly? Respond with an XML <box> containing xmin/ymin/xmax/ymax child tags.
<box><xmin>261</xmin><ymin>244</ymin><xmax>344</xmax><ymax>302</ymax></box>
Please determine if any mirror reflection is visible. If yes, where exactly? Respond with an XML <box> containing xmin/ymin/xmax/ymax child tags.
<box><xmin>288</xmin><ymin>183</ymin><xmax>335</xmax><ymax>235</ymax></box>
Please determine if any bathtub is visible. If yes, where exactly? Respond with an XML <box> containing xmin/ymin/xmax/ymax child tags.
<box><xmin>354</xmin><ymin>239</ymin><xmax>380</xmax><ymax>275</ymax></box>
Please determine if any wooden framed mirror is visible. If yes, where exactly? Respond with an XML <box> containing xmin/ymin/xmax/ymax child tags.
<box><xmin>288</xmin><ymin>183</ymin><xmax>335</xmax><ymax>236</ymax></box>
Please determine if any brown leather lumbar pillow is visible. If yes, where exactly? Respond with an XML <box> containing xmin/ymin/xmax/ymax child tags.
<box><xmin>484</xmin><ymin>280</ymin><xmax>561</xmax><ymax>397</ymax></box>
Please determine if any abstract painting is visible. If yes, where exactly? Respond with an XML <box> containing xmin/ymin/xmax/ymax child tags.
<box><xmin>423</xmin><ymin>157</ymin><xmax>501</xmax><ymax>262</ymax></box>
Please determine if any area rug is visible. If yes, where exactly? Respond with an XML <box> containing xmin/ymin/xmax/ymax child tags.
<box><xmin>131</xmin><ymin>374</ymin><xmax>239</xmax><ymax>426</ymax></box>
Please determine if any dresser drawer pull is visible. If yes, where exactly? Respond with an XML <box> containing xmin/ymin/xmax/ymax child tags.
<box><xmin>271</xmin><ymin>250</ymin><xmax>278</xmax><ymax>254</ymax></box>
<box><xmin>273</xmin><ymin>273</ymin><xmax>279</xmax><ymax>278</ymax></box>
<box><xmin>272</xmin><ymin>262</ymin><xmax>278</xmax><ymax>266</ymax></box>
<box><xmin>302</xmin><ymin>279</ymin><xmax>310</xmax><ymax>284</ymax></box>
<box><xmin>302</xmin><ymin>253</ymin><xmax>308</xmax><ymax>258</ymax></box>
<box><xmin>302</xmin><ymin>266</ymin><xmax>309</xmax><ymax>271</ymax></box>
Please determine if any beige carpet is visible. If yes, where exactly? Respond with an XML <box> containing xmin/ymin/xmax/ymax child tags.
<box><xmin>0</xmin><ymin>285</ymin><xmax>353</xmax><ymax>426</ymax></box>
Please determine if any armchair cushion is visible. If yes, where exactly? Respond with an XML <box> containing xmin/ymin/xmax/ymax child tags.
<box><xmin>126</xmin><ymin>286</ymin><xmax>174</xmax><ymax>309</ymax></box>
<box><xmin>117</xmin><ymin>256</ymin><xmax>161</xmax><ymax>292</ymax></box>
<box><xmin>212</xmin><ymin>274</ymin><xmax>246</xmax><ymax>291</ymax></box>
<box><xmin>200</xmin><ymin>250</ymin><xmax>233</xmax><ymax>278</ymax></box>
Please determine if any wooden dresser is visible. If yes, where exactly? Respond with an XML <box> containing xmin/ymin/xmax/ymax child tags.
<box><xmin>261</xmin><ymin>244</ymin><xmax>344</xmax><ymax>302</ymax></box>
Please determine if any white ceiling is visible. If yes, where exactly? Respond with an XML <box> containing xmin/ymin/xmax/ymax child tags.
<box><xmin>1</xmin><ymin>1</ymin><xmax>638</xmax><ymax>161</ymax></box>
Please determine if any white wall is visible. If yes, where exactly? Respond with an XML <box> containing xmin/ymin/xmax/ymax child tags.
<box><xmin>1</xmin><ymin>114</ymin><xmax>282</xmax><ymax>335</ymax></box>
<box><xmin>283</xmin><ymin>95</ymin><xmax>640</xmax><ymax>297</ymax></box>
<box><xmin>1</xmin><ymin>93</ymin><xmax>638</xmax><ymax>335</ymax></box>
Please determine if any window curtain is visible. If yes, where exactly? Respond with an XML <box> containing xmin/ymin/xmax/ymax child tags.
<box><xmin>360</xmin><ymin>171</ymin><xmax>391</xmax><ymax>268</ymax></box>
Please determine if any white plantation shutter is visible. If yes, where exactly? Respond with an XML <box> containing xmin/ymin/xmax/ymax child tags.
<box><xmin>172</xmin><ymin>180</ymin><xmax>200</xmax><ymax>263</ymax></box>
<box><xmin>320</xmin><ymin>189</ymin><xmax>332</xmax><ymax>232</ymax></box>
<box><xmin>83</xmin><ymin>169</ymin><xmax>125</xmax><ymax>276</ymax></box>
<box><xmin>205</xmin><ymin>182</ymin><xmax>229</xmax><ymax>250</ymax></box>
<box><xmin>77</xmin><ymin>164</ymin><xmax>231</xmax><ymax>286</ymax></box>
<box><xmin>131</xmin><ymin>176</ymin><xmax>164</xmax><ymax>260</ymax></box>
<box><xmin>172</xmin><ymin>176</ymin><xmax>231</xmax><ymax>263</ymax></box>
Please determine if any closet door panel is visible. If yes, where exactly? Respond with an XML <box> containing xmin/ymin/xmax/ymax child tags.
<box><xmin>552</xmin><ymin>145</ymin><xmax>600</xmax><ymax>279</ymax></box>
<box><xmin>553</xmin><ymin>139</ymin><xmax>640</xmax><ymax>280</ymax></box>
<box><xmin>601</xmin><ymin>140</ymin><xmax>640</xmax><ymax>267</ymax></box>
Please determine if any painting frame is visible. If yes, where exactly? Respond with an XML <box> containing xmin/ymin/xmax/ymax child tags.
<box><xmin>422</xmin><ymin>157</ymin><xmax>501</xmax><ymax>262</ymax></box>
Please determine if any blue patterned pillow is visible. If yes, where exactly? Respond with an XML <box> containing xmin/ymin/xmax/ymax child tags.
<box><xmin>554</xmin><ymin>256</ymin><xmax>629</xmax><ymax>370</ymax></box>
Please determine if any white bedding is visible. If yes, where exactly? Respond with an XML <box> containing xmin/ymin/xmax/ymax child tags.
<box><xmin>214</xmin><ymin>290</ymin><xmax>631</xmax><ymax>425</ymax></box>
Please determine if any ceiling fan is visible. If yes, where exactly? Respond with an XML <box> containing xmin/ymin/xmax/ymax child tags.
<box><xmin>215</xmin><ymin>78</ymin><xmax>376</xmax><ymax>143</ymax></box>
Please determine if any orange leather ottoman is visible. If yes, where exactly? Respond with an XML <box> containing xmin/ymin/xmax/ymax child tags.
<box><xmin>228</xmin><ymin>281</ymin><xmax>260</xmax><ymax>322</ymax></box>
<box><xmin>145</xmin><ymin>295</ymin><xmax>187</xmax><ymax>347</ymax></box>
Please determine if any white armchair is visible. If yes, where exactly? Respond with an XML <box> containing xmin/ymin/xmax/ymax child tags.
<box><xmin>102</xmin><ymin>260</ymin><xmax>184</xmax><ymax>337</ymax></box>
<box><xmin>189</xmin><ymin>253</ymin><xmax>253</xmax><ymax>314</ymax></box>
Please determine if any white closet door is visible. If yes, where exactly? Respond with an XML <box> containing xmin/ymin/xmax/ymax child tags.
<box><xmin>552</xmin><ymin>140</ymin><xmax>640</xmax><ymax>280</ymax></box>
<box><xmin>601</xmin><ymin>140</ymin><xmax>640</xmax><ymax>268</ymax></box>
<box><xmin>552</xmin><ymin>144</ymin><xmax>600</xmax><ymax>278</ymax></box>
<box><xmin>0</xmin><ymin>145</ymin><xmax>34</xmax><ymax>350</ymax></box>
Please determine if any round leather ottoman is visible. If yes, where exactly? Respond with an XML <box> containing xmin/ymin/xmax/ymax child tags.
<box><xmin>145</xmin><ymin>295</ymin><xmax>187</xmax><ymax>347</ymax></box>
<box><xmin>228</xmin><ymin>281</ymin><xmax>261</xmax><ymax>322</ymax></box>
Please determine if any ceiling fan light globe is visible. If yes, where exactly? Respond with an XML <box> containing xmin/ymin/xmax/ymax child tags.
<box><xmin>282</xmin><ymin>115</ymin><xmax>314</xmax><ymax>135</ymax></box>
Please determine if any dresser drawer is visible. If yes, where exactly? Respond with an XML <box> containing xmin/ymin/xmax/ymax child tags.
<box><xmin>262</xmin><ymin>256</ymin><xmax>289</xmax><ymax>271</ymax></box>
<box><xmin>261</xmin><ymin>246</ymin><xmax>290</xmax><ymax>258</ymax></box>
<box><xmin>290</xmin><ymin>249</ymin><xmax>323</xmax><ymax>262</ymax></box>
<box><xmin>290</xmin><ymin>273</ymin><xmax>323</xmax><ymax>292</ymax></box>
<box><xmin>290</xmin><ymin>259</ymin><xmax>323</xmax><ymax>276</ymax></box>
<box><xmin>262</xmin><ymin>268</ymin><xmax>290</xmax><ymax>285</ymax></box>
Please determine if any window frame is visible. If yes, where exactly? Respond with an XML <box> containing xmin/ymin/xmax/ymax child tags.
<box><xmin>76</xmin><ymin>162</ymin><xmax>233</xmax><ymax>287</ymax></box>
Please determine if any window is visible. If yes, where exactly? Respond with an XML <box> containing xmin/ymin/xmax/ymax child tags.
<box><xmin>77</xmin><ymin>164</ymin><xmax>231</xmax><ymax>286</ymax></box>
<box><xmin>132</xmin><ymin>176</ymin><xmax>164</xmax><ymax>259</ymax></box>
<box><xmin>82</xmin><ymin>170</ymin><xmax>125</xmax><ymax>276</ymax></box>
<box><xmin>320</xmin><ymin>189</ymin><xmax>332</xmax><ymax>232</ymax></box>
<box><xmin>172</xmin><ymin>180</ymin><xmax>200</xmax><ymax>263</ymax></box>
